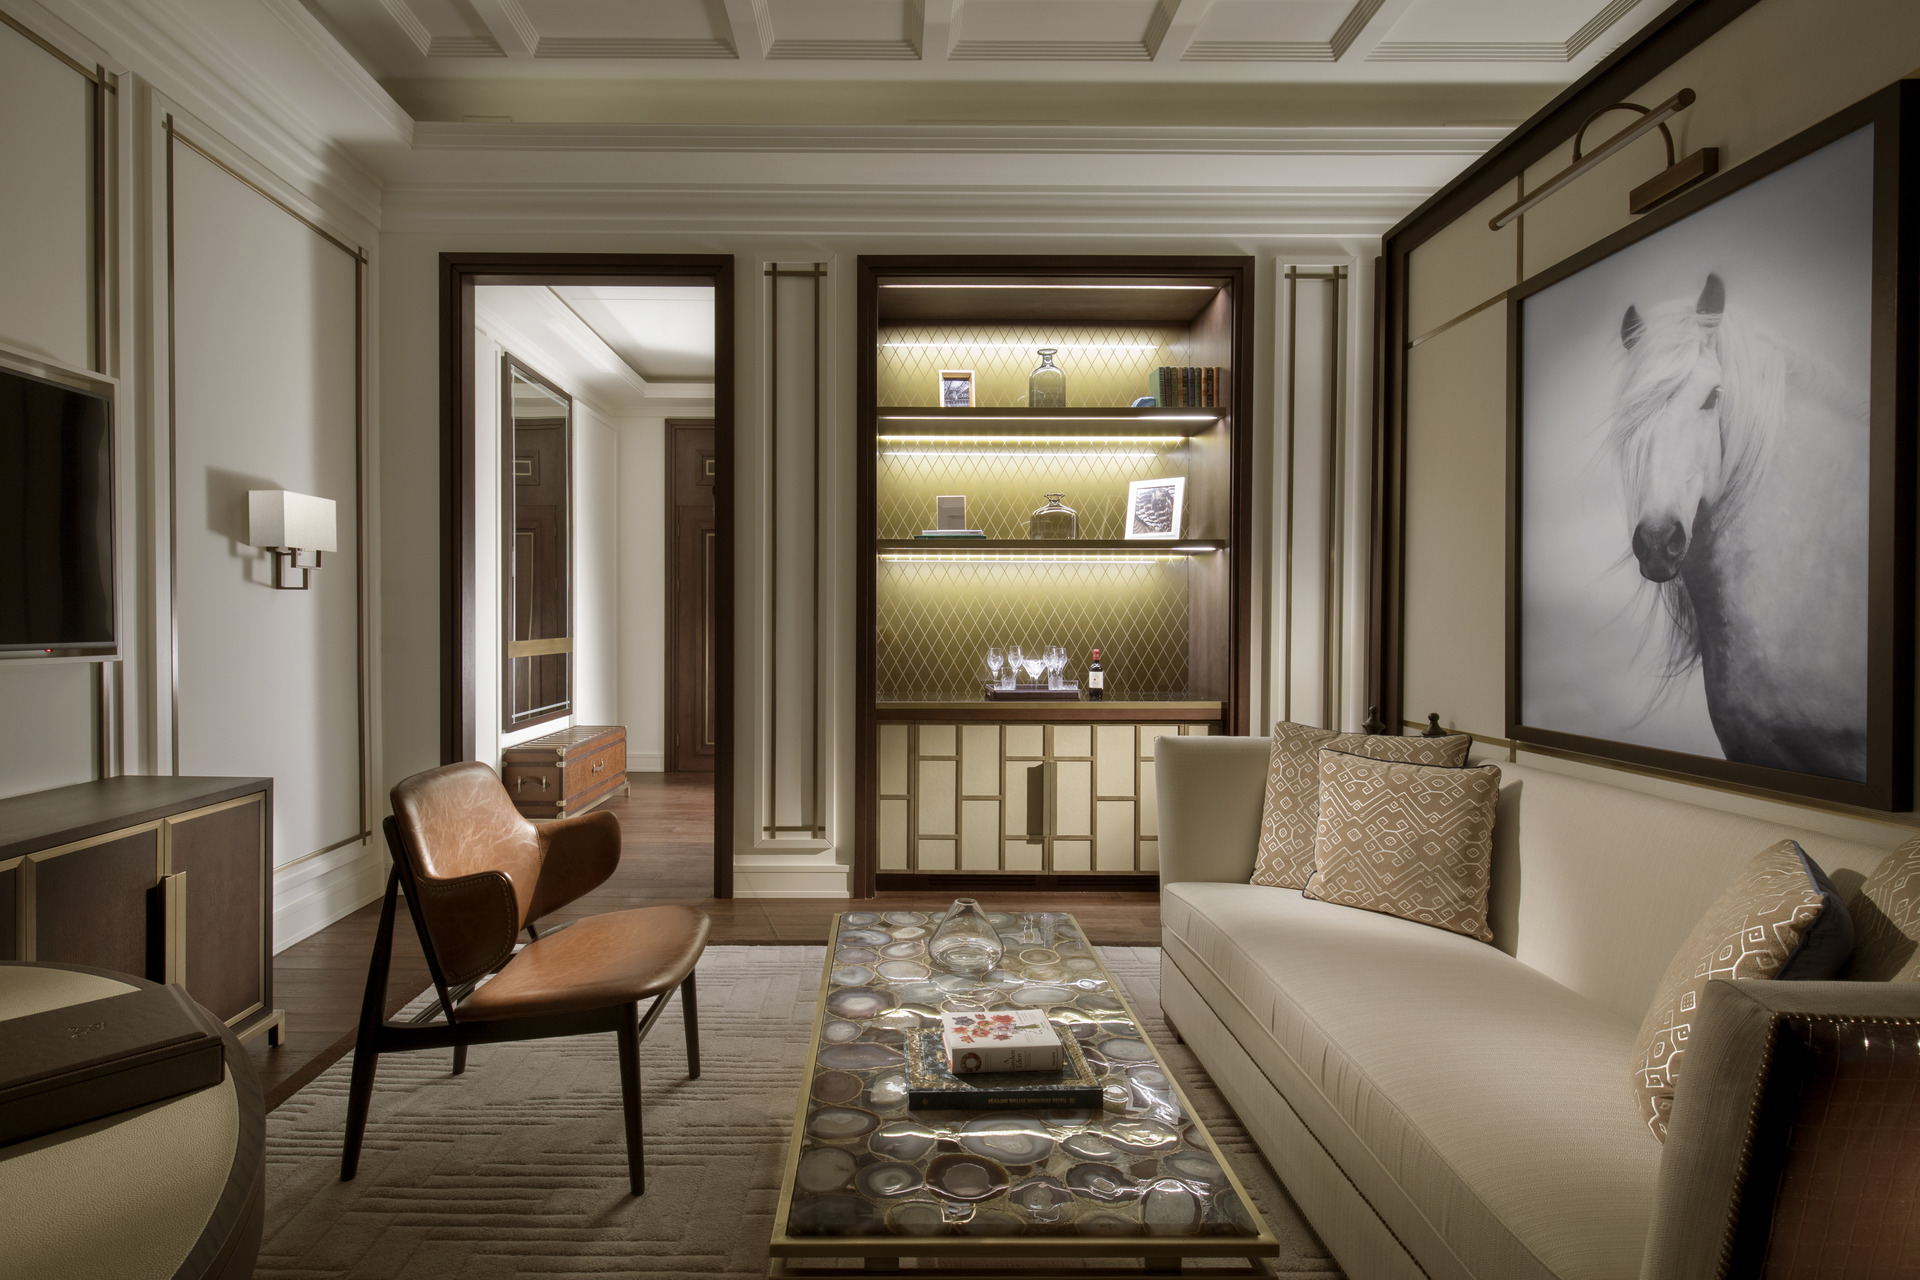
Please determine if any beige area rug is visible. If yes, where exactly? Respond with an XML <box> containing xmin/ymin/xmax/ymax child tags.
<box><xmin>260</xmin><ymin>946</ymin><xmax>1340</xmax><ymax>1278</ymax></box>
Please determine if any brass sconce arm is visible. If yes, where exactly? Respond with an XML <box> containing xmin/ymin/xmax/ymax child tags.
<box><xmin>1490</xmin><ymin>89</ymin><xmax>1719</xmax><ymax>230</ymax></box>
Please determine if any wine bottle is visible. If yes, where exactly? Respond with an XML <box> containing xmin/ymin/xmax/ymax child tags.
<box><xmin>1087</xmin><ymin>648</ymin><xmax>1104</xmax><ymax>701</ymax></box>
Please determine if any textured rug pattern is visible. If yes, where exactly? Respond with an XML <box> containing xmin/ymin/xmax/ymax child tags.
<box><xmin>260</xmin><ymin>947</ymin><xmax>1340</xmax><ymax>1278</ymax></box>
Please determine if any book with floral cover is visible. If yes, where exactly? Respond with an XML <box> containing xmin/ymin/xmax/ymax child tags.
<box><xmin>904</xmin><ymin>1030</ymin><xmax>1105</xmax><ymax>1111</ymax></box>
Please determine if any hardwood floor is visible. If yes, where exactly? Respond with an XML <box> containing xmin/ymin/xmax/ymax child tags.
<box><xmin>248</xmin><ymin>772</ymin><xmax>1161</xmax><ymax>1109</ymax></box>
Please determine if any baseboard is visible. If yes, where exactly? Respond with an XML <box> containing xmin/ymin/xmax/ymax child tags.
<box><xmin>733</xmin><ymin>864</ymin><xmax>851</xmax><ymax>898</ymax></box>
<box><xmin>274</xmin><ymin>844</ymin><xmax>386</xmax><ymax>952</ymax></box>
<box><xmin>626</xmin><ymin>756</ymin><xmax>666</xmax><ymax>774</ymax></box>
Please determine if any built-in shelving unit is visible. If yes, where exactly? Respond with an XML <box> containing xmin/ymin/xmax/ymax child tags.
<box><xmin>856</xmin><ymin>255</ymin><xmax>1253</xmax><ymax>893</ymax></box>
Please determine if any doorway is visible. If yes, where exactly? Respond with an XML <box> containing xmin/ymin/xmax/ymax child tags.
<box><xmin>442</xmin><ymin>254</ymin><xmax>735</xmax><ymax>897</ymax></box>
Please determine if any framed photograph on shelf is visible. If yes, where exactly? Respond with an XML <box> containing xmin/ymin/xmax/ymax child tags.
<box><xmin>1507</xmin><ymin>81</ymin><xmax>1917</xmax><ymax>811</ymax></box>
<box><xmin>938</xmin><ymin>370</ymin><xmax>974</xmax><ymax>408</ymax></box>
<box><xmin>1125</xmin><ymin>476</ymin><xmax>1186</xmax><ymax>540</ymax></box>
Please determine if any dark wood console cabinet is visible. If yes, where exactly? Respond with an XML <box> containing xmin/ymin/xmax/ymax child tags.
<box><xmin>0</xmin><ymin>777</ymin><xmax>283</xmax><ymax>1043</ymax></box>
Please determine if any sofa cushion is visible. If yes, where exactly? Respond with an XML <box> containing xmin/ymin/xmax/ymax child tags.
<box><xmin>1304</xmin><ymin>751</ymin><xmax>1500</xmax><ymax>942</ymax></box>
<box><xmin>1848</xmin><ymin>836</ymin><xmax>1920</xmax><ymax>981</ymax></box>
<box><xmin>1163</xmin><ymin>881</ymin><xmax>1659</xmax><ymax>1280</ymax></box>
<box><xmin>1251</xmin><ymin>723</ymin><xmax>1472</xmax><ymax>890</ymax></box>
<box><xmin>1631</xmin><ymin>839</ymin><xmax>1854</xmax><ymax>1142</ymax></box>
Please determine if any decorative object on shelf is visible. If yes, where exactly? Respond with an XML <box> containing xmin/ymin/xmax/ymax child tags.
<box><xmin>935</xmin><ymin>495</ymin><xmax>967</xmax><ymax>530</ymax></box>
<box><xmin>247</xmin><ymin>489</ymin><xmax>337</xmax><ymax>590</ymax></box>
<box><xmin>1047</xmin><ymin>645</ymin><xmax>1068</xmax><ymax>690</ymax></box>
<box><xmin>1132</xmin><ymin>395</ymin><xmax>1157</xmax><ymax>408</ymax></box>
<box><xmin>938</xmin><ymin>369</ymin><xmax>975</xmax><ymax>407</ymax></box>
<box><xmin>1020</xmin><ymin>649</ymin><xmax>1048</xmax><ymax>687</ymax></box>
<box><xmin>928</xmin><ymin>898</ymin><xmax>1004</xmax><ymax>975</ymax></box>
<box><xmin>1006</xmin><ymin>644</ymin><xmax>1024</xmax><ymax>687</ymax></box>
<box><xmin>984</xmin><ymin>685</ymin><xmax>1080</xmax><ymax>702</ymax></box>
<box><xmin>985</xmin><ymin>645</ymin><xmax>1006</xmax><ymax>691</ymax></box>
<box><xmin>1027</xmin><ymin>492</ymin><xmax>1078</xmax><ymax>540</ymax></box>
<box><xmin>1152</xmin><ymin>366</ymin><xmax>1224</xmax><ymax>408</ymax></box>
<box><xmin>1028</xmin><ymin>348</ymin><xmax>1067</xmax><ymax>408</ymax></box>
<box><xmin>1087</xmin><ymin>648</ymin><xmax>1105</xmax><ymax>700</ymax></box>
<box><xmin>1125</xmin><ymin>476</ymin><xmax>1185</xmax><ymax>539</ymax></box>
<box><xmin>1509</xmin><ymin>86</ymin><xmax>1916</xmax><ymax>812</ymax></box>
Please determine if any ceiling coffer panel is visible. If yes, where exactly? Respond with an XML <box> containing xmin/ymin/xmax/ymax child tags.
<box><xmin>1184</xmin><ymin>0</ymin><xmax>1380</xmax><ymax>63</ymax></box>
<box><xmin>950</xmin><ymin>0</ymin><xmax>1161</xmax><ymax>62</ymax></box>
<box><xmin>1372</xmin><ymin>0</ymin><xmax>1646</xmax><ymax>62</ymax></box>
<box><xmin>382</xmin><ymin>0</ymin><xmax>503</xmax><ymax>58</ymax></box>
<box><xmin>768</xmin><ymin>0</ymin><xmax>917</xmax><ymax>60</ymax></box>
<box><xmin>516</xmin><ymin>0</ymin><xmax>735</xmax><ymax>58</ymax></box>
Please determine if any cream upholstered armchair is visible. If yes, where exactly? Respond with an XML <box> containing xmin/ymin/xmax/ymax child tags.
<box><xmin>341</xmin><ymin>761</ymin><xmax>708</xmax><ymax>1195</ymax></box>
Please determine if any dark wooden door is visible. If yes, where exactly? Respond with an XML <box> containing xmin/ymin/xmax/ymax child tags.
<box><xmin>512</xmin><ymin>420</ymin><xmax>570</xmax><ymax>721</ymax></box>
<box><xmin>668</xmin><ymin>421</ymin><xmax>717</xmax><ymax>773</ymax></box>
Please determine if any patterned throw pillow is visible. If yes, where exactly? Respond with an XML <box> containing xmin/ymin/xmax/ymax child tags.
<box><xmin>1631</xmin><ymin>840</ymin><xmax>1855</xmax><ymax>1142</ymax></box>
<box><xmin>1249</xmin><ymin>723</ymin><xmax>1473</xmax><ymax>889</ymax></box>
<box><xmin>1301</xmin><ymin>749</ymin><xmax>1500</xmax><ymax>943</ymax></box>
<box><xmin>1846</xmin><ymin>836</ymin><xmax>1920</xmax><ymax>981</ymax></box>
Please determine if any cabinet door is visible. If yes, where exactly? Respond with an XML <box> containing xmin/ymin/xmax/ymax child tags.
<box><xmin>167</xmin><ymin>795</ymin><xmax>267</xmax><ymax>1025</ymax></box>
<box><xmin>30</xmin><ymin>826</ymin><xmax>163</xmax><ymax>978</ymax></box>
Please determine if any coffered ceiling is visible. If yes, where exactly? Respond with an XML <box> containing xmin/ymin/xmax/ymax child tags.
<box><xmin>297</xmin><ymin>0</ymin><xmax>1668</xmax><ymax>122</ymax></box>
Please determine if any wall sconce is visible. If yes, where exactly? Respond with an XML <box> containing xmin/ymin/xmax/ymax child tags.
<box><xmin>1489</xmin><ymin>88</ymin><xmax>1718</xmax><ymax>230</ymax></box>
<box><xmin>247</xmin><ymin>490</ymin><xmax>337</xmax><ymax>590</ymax></box>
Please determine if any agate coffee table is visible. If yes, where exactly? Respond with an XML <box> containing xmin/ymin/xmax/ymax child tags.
<box><xmin>769</xmin><ymin>910</ymin><xmax>1278</xmax><ymax>1276</ymax></box>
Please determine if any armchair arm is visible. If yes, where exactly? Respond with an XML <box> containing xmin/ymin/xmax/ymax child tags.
<box><xmin>1642</xmin><ymin>978</ymin><xmax>1920</xmax><ymax>1280</ymax></box>
<box><xmin>527</xmin><ymin>809</ymin><xmax>622</xmax><ymax>924</ymax></box>
<box><xmin>1155</xmin><ymin>736</ymin><xmax>1270</xmax><ymax>886</ymax></box>
<box><xmin>409</xmin><ymin>869</ymin><xmax>519</xmax><ymax>987</ymax></box>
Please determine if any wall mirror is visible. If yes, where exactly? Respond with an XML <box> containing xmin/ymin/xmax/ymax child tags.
<box><xmin>502</xmin><ymin>356</ymin><xmax>572</xmax><ymax>730</ymax></box>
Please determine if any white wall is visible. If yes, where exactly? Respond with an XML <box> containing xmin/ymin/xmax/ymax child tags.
<box><xmin>617</xmin><ymin>418</ymin><xmax>668</xmax><ymax>772</ymax></box>
<box><xmin>0</xmin><ymin>17</ymin><xmax>105</xmax><ymax>800</ymax></box>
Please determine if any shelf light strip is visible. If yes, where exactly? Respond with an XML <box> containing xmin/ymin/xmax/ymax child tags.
<box><xmin>881</xmin><ymin>342</ymin><xmax>1162</xmax><ymax>351</ymax></box>
<box><xmin>877</xmin><ymin>414</ymin><xmax>1218</xmax><ymax>423</ymax></box>
<box><xmin>882</xmin><ymin>450</ymin><xmax>1158</xmax><ymax>460</ymax></box>
<box><xmin>880</xmin><ymin>553</ymin><xmax>1185</xmax><ymax>564</ymax></box>
<box><xmin>880</xmin><ymin>284</ymin><xmax>1216</xmax><ymax>291</ymax></box>
<box><xmin>879</xmin><ymin>435</ymin><xmax>1189</xmax><ymax>445</ymax></box>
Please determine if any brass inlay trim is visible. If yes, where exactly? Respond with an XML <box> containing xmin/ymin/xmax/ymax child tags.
<box><xmin>26</xmin><ymin>818</ymin><xmax>165</xmax><ymax>864</ymax></box>
<box><xmin>0</xmin><ymin>10</ymin><xmax>110</xmax><ymax>83</ymax></box>
<box><xmin>272</xmin><ymin>830</ymin><xmax>369</xmax><ymax>874</ymax></box>
<box><xmin>1406</xmin><ymin>291</ymin><xmax>1504</xmax><ymax>350</ymax></box>
<box><xmin>508</xmin><ymin>636</ymin><xmax>573</xmax><ymax>658</ymax></box>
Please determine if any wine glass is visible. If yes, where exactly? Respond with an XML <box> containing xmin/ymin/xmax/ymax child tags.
<box><xmin>1022</xmin><ymin>649</ymin><xmax>1048</xmax><ymax>686</ymax></box>
<box><xmin>985</xmin><ymin>646</ymin><xmax>1004</xmax><ymax>692</ymax></box>
<box><xmin>1007</xmin><ymin>645</ymin><xmax>1024</xmax><ymax>688</ymax></box>
<box><xmin>1047</xmin><ymin>645</ymin><xmax>1066</xmax><ymax>690</ymax></box>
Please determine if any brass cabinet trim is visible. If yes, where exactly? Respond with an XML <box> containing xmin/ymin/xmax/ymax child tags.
<box><xmin>507</xmin><ymin>636</ymin><xmax>573</xmax><ymax>659</ymax></box>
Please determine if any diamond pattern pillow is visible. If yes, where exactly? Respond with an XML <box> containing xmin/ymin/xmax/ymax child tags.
<box><xmin>1250</xmin><ymin>723</ymin><xmax>1474</xmax><ymax>889</ymax></box>
<box><xmin>1632</xmin><ymin>839</ymin><xmax>1854</xmax><ymax>1142</ymax></box>
<box><xmin>1844</xmin><ymin>836</ymin><xmax>1920</xmax><ymax>981</ymax></box>
<box><xmin>1301</xmin><ymin>749</ymin><xmax>1500</xmax><ymax>942</ymax></box>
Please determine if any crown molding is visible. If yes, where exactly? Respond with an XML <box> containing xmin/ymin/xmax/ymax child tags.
<box><xmin>382</xmin><ymin>181</ymin><xmax>1434</xmax><ymax>237</ymax></box>
<box><xmin>259</xmin><ymin>0</ymin><xmax>416</xmax><ymax>146</ymax></box>
<box><xmin>406</xmin><ymin>119</ymin><xmax>1510</xmax><ymax>156</ymax></box>
<box><xmin>45</xmin><ymin>0</ymin><xmax>400</xmax><ymax>228</ymax></box>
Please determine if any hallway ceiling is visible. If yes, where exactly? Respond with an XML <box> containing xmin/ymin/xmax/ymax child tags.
<box><xmin>295</xmin><ymin>0</ymin><xmax>1669</xmax><ymax>123</ymax></box>
<box><xmin>479</xmin><ymin>285</ymin><xmax>717</xmax><ymax>418</ymax></box>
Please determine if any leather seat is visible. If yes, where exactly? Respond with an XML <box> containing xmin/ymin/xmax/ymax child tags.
<box><xmin>463</xmin><ymin>906</ymin><xmax>709</xmax><ymax>1020</ymax></box>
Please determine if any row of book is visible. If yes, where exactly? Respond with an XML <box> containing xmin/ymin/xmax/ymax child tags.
<box><xmin>1152</xmin><ymin>366</ymin><xmax>1225</xmax><ymax>408</ymax></box>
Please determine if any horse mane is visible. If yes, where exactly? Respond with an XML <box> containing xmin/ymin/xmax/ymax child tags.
<box><xmin>1603</xmin><ymin>296</ymin><xmax>1789</xmax><ymax>702</ymax></box>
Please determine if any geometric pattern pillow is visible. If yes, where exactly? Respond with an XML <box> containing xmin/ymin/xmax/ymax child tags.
<box><xmin>1301</xmin><ymin>749</ymin><xmax>1501</xmax><ymax>943</ymax></box>
<box><xmin>1249</xmin><ymin>722</ymin><xmax>1474</xmax><ymax>889</ymax></box>
<box><xmin>1845</xmin><ymin>836</ymin><xmax>1920</xmax><ymax>981</ymax></box>
<box><xmin>1631</xmin><ymin>839</ymin><xmax>1852</xmax><ymax>1142</ymax></box>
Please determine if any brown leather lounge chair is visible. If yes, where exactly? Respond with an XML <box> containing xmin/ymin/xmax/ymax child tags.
<box><xmin>340</xmin><ymin>761</ymin><xmax>709</xmax><ymax>1194</ymax></box>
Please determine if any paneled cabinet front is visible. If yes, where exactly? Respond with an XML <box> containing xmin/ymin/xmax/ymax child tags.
<box><xmin>877</xmin><ymin>722</ymin><xmax>1210</xmax><ymax>877</ymax></box>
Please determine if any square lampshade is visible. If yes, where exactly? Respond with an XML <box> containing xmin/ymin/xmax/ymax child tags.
<box><xmin>248</xmin><ymin>490</ymin><xmax>337</xmax><ymax>553</ymax></box>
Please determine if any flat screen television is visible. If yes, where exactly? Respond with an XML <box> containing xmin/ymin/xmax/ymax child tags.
<box><xmin>0</xmin><ymin>359</ymin><xmax>115</xmax><ymax>658</ymax></box>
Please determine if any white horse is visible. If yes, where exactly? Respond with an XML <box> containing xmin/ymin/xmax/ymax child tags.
<box><xmin>1607</xmin><ymin>273</ymin><xmax>1869</xmax><ymax>781</ymax></box>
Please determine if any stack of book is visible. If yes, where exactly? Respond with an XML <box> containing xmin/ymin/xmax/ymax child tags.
<box><xmin>904</xmin><ymin>1010</ymin><xmax>1104</xmax><ymax>1110</ymax></box>
<box><xmin>1151</xmin><ymin>366</ymin><xmax>1225</xmax><ymax>408</ymax></box>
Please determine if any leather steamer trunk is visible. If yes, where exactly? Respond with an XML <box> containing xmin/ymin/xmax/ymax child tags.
<box><xmin>501</xmin><ymin>725</ymin><xmax>628</xmax><ymax>819</ymax></box>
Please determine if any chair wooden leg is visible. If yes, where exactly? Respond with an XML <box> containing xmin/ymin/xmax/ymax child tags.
<box><xmin>342</xmin><ymin>869</ymin><xmax>400</xmax><ymax>1182</ymax></box>
<box><xmin>681</xmin><ymin>971</ymin><xmax>701</xmax><ymax>1080</ymax></box>
<box><xmin>452</xmin><ymin>1043</ymin><xmax>468</xmax><ymax>1075</ymax></box>
<box><xmin>617</xmin><ymin>1001</ymin><xmax>644</xmax><ymax>1195</ymax></box>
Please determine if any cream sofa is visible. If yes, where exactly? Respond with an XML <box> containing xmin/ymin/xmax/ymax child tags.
<box><xmin>1155</xmin><ymin>735</ymin><xmax>1914</xmax><ymax>1280</ymax></box>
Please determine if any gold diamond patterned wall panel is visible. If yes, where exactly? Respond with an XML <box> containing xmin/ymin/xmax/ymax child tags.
<box><xmin>877</xmin><ymin>439</ymin><xmax>1190</xmax><ymax>540</ymax></box>
<box><xmin>878</xmin><ymin>324</ymin><xmax>1190</xmax><ymax>408</ymax></box>
<box><xmin>876</xmin><ymin>558</ymin><xmax>1190</xmax><ymax>699</ymax></box>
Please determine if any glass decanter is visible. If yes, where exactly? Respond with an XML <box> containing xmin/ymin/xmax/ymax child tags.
<box><xmin>928</xmin><ymin>898</ymin><xmax>1004</xmax><ymax>976</ymax></box>
<box><xmin>1028</xmin><ymin>493</ymin><xmax>1077</xmax><ymax>540</ymax></box>
<box><xmin>1028</xmin><ymin>348</ymin><xmax>1067</xmax><ymax>408</ymax></box>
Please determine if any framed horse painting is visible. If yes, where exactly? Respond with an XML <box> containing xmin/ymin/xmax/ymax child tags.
<box><xmin>1508</xmin><ymin>81</ymin><xmax>1918</xmax><ymax>811</ymax></box>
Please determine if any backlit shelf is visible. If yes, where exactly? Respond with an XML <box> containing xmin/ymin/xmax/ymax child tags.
<box><xmin>877</xmin><ymin>539</ymin><xmax>1222</xmax><ymax>561</ymax></box>
<box><xmin>875</xmin><ymin>407</ymin><xmax>1224</xmax><ymax>439</ymax></box>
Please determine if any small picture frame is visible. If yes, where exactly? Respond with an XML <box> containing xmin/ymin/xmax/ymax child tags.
<box><xmin>938</xmin><ymin>369</ymin><xmax>974</xmax><ymax>408</ymax></box>
<box><xmin>1125</xmin><ymin>477</ymin><xmax>1185</xmax><ymax>540</ymax></box>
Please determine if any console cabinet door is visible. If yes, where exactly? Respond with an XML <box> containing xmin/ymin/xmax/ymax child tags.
<box><xmin>166</xmin><ymin>794</ymin><xmax>268</xmax><ymax>1026</ymax></box>
<box><xmin>28</xmin><ymin>825</ymin><xmax>164</xmax><ymax>978</ymax></box>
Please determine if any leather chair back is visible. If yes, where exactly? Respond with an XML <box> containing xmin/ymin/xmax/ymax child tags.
<box><xmin>390</xmin><ymin>761</ymin><xmax>546</xmax><ymax>986</ymax></box>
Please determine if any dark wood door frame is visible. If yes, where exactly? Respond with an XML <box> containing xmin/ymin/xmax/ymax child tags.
<box><xmin>440</xmin><ymin>253</ymin><xmax>737</xmax><ymax>897</ymax></box>
<box><xmin>666</xmin><ymin>419</ymin><xmax>718</xmax><ymax>774</ymax></box>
